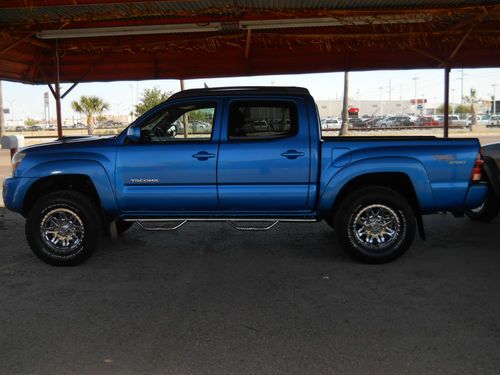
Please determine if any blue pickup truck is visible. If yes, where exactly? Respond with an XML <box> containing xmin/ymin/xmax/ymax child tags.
<box><xmin>3</xmin><ymin>87</ymin><xmax>491</xmax><ymax>266</ymax></box>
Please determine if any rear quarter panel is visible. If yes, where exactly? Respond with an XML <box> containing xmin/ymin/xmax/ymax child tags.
<box><xmin>318</xmin><ymin>137</ymin><xmax>481</xmax><ymax>214</ymax></box>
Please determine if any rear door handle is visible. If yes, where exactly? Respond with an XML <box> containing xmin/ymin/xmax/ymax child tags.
<box><xmin>281</xmin><ymin>150</ymin><xmax>305</xmax><ymax>159</ymax></box>
<box><xmin>192</xmin><ymin>151</ymin><xmax>215</xmax><ymax>161</ymax></box>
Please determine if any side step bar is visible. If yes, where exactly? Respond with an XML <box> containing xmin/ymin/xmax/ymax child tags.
<box><xmin>124</xmin><ymin>218</ymin><xmax>317</xmax><ymax>232</ymax></box>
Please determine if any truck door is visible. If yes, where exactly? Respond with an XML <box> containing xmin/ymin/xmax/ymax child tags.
<box><xmin>217</xmin><ymin>98</ymin><xmax>311</xmax><ymax>212</ymax></box>
<box><xmin>115</xmin><ymin>100</ymin><xmax>220</xmax><ymax>213</ymax></box>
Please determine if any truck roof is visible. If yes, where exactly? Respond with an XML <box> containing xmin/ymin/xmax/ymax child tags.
<box><xmin>169</xmin><ymin>86</ymin><xmax>310</xmax><ymax>100</ymax></box>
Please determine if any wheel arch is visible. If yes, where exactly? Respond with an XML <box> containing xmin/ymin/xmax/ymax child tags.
<box><xmin>330</xmin><ymin>172</ymin><xmax>419</xmax><ymax>220</ymax></box>
<box><xmin>22</xmin><ymin>160</ymin><xmax>119</xmax><ymax>217</ymax></box>
<box><xmin>318</xmin><ymin>157</ymin><xmax>434</xmax><ymax>218</ymax></box>
<box><xmin>23</xmin><ymin>174</ymin><xmax>101</xmax><ymax>215</ymax></box>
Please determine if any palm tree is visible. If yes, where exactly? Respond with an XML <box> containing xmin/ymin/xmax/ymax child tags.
<box><xmin>71</xmin><ymin>95</ymin><xmax>109</xmax><ymax>135</ymax></box>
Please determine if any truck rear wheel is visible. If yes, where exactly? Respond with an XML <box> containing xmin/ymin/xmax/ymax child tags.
<box><xmin>465</xmin><ymin>189</ymin><xmax>499</xmax><ymax>222</ymax></box>
<box><xmin>26</xmin><ymin>190</ymin><xmax>103</xmax><ymax>266</ymax></box>
<box><xmin>334</xmin><ymin>186</ymin><xmax>416</xmax><ymax>263</ymax></box>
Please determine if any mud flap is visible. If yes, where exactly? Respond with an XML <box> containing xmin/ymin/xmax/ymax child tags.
<box><xmin>416</xmin><ymin>214</ymin><xmax>426</xmax><ymax>240</ymax></box>
<box><xmin>109</xmin><ymin>220</ymin><xmax>118</xmax><ymax>243</ymax></box>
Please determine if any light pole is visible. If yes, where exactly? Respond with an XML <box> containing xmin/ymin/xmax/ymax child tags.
<box><xmin>451</xmin><ymin>88</ymin><xmax>455</xmax><ymax>115</ymax></box>
<box><xmin>7</xmin><ymin>99</ymin><xmax>15</xmax><ymax>121</ymax></box>
<box><xmin>461</xmin><ymin>69</ymin><xmax>464</xmax><ymax>104</ymax></box>
<box><xmin>0</xmin><ymin>81</ymin><xmax>4</xmax><ymax>137</ymax></box>
<box><xmin>379</xmin><ymin>86</ymin><xmax>383</xmax><ymax>116</ymax></box>
<box><xmin>128</xmin><ymin>84</ymin><xmax>136</xmax><ymax>121</ymax></box>
<box><xmin>412</xmin><ymin>77</ymin><xmax>418</xmax><ymax>114</ymax></box>
<box><xmin>399</xmin><ymin>83</ymin><xmax>403</xmax><ymax>115</ymax></box>
<box><xmin>458</xmin><ymin>69</ymin><xmax>469</xmax><ymax>104</ymax></box>
<box><xmin>493</xmin><ymin>84</ymin><xmax>497</xmax><ymax>115</ymax></box>
<box><xmin>356</xmin><ymin>88</ymin><xmax>360</xmax><ymax>113</ymax></box>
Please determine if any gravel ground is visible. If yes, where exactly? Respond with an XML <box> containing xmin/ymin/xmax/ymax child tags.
<box><xmin>0</xmin><ymin>209</ymin><xmax>499</xmax><ymax>374</ymax></box>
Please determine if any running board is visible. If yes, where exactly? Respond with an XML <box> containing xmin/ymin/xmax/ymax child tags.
<box><xmin>125</xmin><ymin>218</ymin><xmax>317</xmax><ymax>232</ymax></box>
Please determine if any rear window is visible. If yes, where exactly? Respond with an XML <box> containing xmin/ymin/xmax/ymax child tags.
<box><xmin>228</xmin><ymin>101</ymin><xmax>298</xmax><ymax>140</ymax></box>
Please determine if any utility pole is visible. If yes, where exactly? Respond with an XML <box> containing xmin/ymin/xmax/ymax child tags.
<box><xmin>180</xmin><ymin>79</ymin><xmax>188</xmax><ymax>138</ymax></box>
<box><xmin>493</xmin><ymin>84</ymin><xmax>497</xmax><ymax>115</ymax></box>
<box><xmin>412</xmin><ymin>77</ymin><xmax>418</xmax><ymax>114</ymax></box>
<box><xmin>460</xmin><ymin>69</ymin><xmax>464</xmax><ymax>104</ymax></box>
<box><xmin>451</xmin><ymin>89</ymin><xmax>456</xmax><ymax>115</ymax></box>
<box><xmin>0</xmin><ymin>81</ymin><xmax>4</xmax><ymax>137</ymax></box>
<box><xmin>379</xmin><ymin>86</ymin><xmax>383</xmax><ymax>116</ymax></box>
<box><xmin>7</xmin><ymin>99</ymin><xmax>14</xmax><ymax>121</ymax></box>
<box><xmin>339</xmin><ymin>71</ymin><xmax>349</xmax><ymax>136</ymax></box>
<box><xmin>399</xmin><ymin>83</ymin><xmax>403</xmax><ymax>114</ymax></box>
<box><xmin>356</xmin><ymin>88</ymin><xmax>360</xmax><ymax>112</ymax></box>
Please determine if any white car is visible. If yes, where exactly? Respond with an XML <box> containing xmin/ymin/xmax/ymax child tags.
<box><xmin>488</xmin><ymin>115</ymin><xmax>500</xmax><ymax>126</ymax></box>
<box><xmin>321</xmin><ymin>118</ymin><xmax>342</xmax><ymax>130</ymax></box>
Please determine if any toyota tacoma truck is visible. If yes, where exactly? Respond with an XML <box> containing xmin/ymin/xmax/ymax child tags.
<box><xmin>2</xmin><ymin>87</ymin><xmax>492</xmax><ymax>266</ymax></box>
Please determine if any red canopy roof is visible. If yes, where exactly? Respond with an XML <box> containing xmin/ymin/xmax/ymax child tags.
<box><xmin>1</xmin><ymin>1</ymin><xmax>499</xmax><ymax>84</ymax></box>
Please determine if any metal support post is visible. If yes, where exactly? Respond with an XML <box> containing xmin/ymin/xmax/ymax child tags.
<box><xmin>55</xmin><ymin>40</ymin><xmax>62</xmax><ymax>139</ymax></box>
<box><xmin>444</xmin><ymin>67</ymin><xmax>450</xmax><ymax>138</ymax></box>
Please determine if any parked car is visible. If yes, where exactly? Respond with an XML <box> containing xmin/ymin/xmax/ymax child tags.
<box><xmin>373</xmin><ymin>115</ymin><xmax>393</xmax><ymax>128</ymax></box>
<box><xmin>348</xmin><ymin>118</ymin><xmax>365</xmax><ymax>128</ymax></box>
<box><xmin>376</xmin><ymin>115</ymin><xmax>413</xmax><ymax>128</ymax></box>
<box><xmin>415</xmin><ymin>116</ymin><xmax>440</xmax><ymax>126</ymax></box>
<box><xmin>3</xmin><ymin>86</ymin><xmax>491</xmax><ymax>266</ymax></box>
<box><xmin>466</xmin><ymin>142</ymin><xmax>500</xmax><ymax>221</ymax></box>
<box><xmin>477</xmin><ymin>114</ymin><xmax>492</xmax><ymax>125</ymax></box>
<box><xmin>15</xmin><ymin>125</ymin><xmax>26</xmax><ymax>132</ymax></box>
<box><xmin>362</xmin><ymin>116</ymin><xmax>382</xmax><ymax>128</ymax></box>
<box><xmin>487</xmin><ymin>115</ymin><xmax>500</xmax><ymax>126</ymax></box>
<box><xmin>435</xmin><ymin>115</ymin><xmax>467</xmax><ymax>127</ymax></box>
<box><xmin>31</xmin><ymin>125</ymin><xmax>43</xmax><ymax>131</ymax></box>
<box><xmin>321</xmin><ymin>118</ymin><xmax>341</xmax><ymax>130</ymax></box>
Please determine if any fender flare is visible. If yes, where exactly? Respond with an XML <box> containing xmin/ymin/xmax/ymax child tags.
<box><xmin>318</xmin><ymin>156</ymin><xmax>434</xmax><ymax>216</ymax></box>
<box><xmin>23</xmin><ymin>159</ymin><xmax>119</xmax><ymax>215</ymax></box>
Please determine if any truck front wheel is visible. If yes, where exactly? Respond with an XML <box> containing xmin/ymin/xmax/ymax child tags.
<box><xmin>334</xmin><ymin>186</ymin><xmax>416</xmax><ymax>263</ymax></box>
<box><xmin>26</xmin><ymin>190</ymin><xmax>103</xmax><ymax>266</ymax></box>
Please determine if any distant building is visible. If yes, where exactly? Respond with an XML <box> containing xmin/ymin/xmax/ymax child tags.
<box><xmin>316</xmin><ymin>99</ymin><xmax>418</xmax><ymax>118</ymax></box>
<box><xmin>315</xmin><ymin>99</ymin><xmax>490</xmax><ymax>118</ymax></box>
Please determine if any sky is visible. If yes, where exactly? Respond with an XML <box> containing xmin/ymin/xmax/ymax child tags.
<box><xmin>2</xmin><ymin>68</ymin><xmax>500</xmax><ymax>121</ymax></box>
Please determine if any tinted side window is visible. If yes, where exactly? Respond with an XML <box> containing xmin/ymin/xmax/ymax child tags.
<box><xmin>140</xmin><ymin>101</ymin><xmax>215</xmax><ymax>143</ymax></box>
<box><xmin>228</xmin><ymin>101</ymin><xmax>298</xmax><ymax>140</ymax></box>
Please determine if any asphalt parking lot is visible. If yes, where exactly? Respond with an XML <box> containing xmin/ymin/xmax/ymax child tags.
<box><xmin>0</xmin><ymin>145</ymin><xmax>499</xmax><ymax>374</ymax></box>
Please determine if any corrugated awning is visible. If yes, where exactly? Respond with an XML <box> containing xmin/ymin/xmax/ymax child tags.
<box><xmin>1</xmin><ymin>1</ymin><xmax>499</xmax><ymax>84</ymax></box>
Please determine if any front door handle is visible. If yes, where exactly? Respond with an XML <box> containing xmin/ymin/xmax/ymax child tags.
<box><xmin>281</xmin><ymin>150</ymin><xmax>305</xmax><ymax>159</ymax></box>
<box><xmin>192</xmin><ymin>151</ymin><xmax>215</xmax><ymax>161</ymax></box>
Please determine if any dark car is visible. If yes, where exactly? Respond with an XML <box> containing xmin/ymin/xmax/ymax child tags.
<box><xmin>415</xmin><ymin>116</ymin><xmax>440</xmax><ymax>127</ymax></box>
<box><xmin>466</xmin><ymin>142</ymin><xmax>500</xmax><ymax>221</ymax></box>
<box><xmin>348</xmin><ymin>118</ymin><xmax>365</xmax><ymax>128</ymax></box>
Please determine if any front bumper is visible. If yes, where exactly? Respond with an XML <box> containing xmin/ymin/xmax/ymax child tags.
<box><xmin>2</xmin><ymin>177</ymin><xmax>36</xmax><ymax>214</ymax></box>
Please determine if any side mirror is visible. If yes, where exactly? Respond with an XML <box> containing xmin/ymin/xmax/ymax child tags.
<box><xmin>126</xmin><ymin>126</ymin><xmax>141</xmax><ymax>142</ymax></box>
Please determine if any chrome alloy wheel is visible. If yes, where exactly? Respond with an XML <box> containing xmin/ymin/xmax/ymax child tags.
<box><xmin>40</xmin><ymin>208</ymin><xmax>85</xmax><ymax>252</ymax></box>
<box><xmin>351</xmin><ymin>204</ymin><xmax>401</xmax><ymax>250</ymax></box>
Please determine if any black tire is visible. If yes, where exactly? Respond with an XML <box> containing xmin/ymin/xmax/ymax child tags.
<box><xmin>465</xmin><ymin>189</ymin><xmax>500</xmax><ymax>222</ymax></box>
<box><xmin>334</xmin><ymin>186</ymin><xmax>416</xmax><ymax>264</ymax></box>
<box><xmin>116</xmin><ymin>220</ymin><xmax>134</xmax><ymax>235</ymax></box>
<box><xmin>25</xmin><ymin>190</ymin><xmax>103</xmax><ymax>266</ymax></box>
